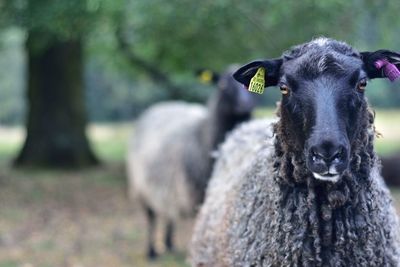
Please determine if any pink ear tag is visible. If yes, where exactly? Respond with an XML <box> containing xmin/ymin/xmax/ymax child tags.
<box><xmin>374</xmin><ymin>59</ymin><xmax>400</xmax><ymax>82</ymax></box>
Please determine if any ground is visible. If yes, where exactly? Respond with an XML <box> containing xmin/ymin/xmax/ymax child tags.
<box><xmin>0</xmin><ymin>124</ymin><xmax>192</xmax><ymax>267</ymax></box>
<box><xmin>0</xmin><ymin>109</ymin><xmax>399</xmax><ymax>267</ymax></box>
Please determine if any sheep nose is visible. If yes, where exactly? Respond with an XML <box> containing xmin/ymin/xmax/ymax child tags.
<box><xmin>310</xmin><ymin>143</ymin><xmax>347</xmax><ymax>166</ymax></box>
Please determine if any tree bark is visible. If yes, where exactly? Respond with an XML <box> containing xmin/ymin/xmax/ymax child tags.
<box><xmin>14</xmin><ymin>31</ymin><xmax>98</xmax><ymax>168</ymax></box>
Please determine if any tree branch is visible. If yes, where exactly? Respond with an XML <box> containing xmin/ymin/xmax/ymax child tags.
<box><xmin>115</xmin><ymin>27</ymin><xmax>183</xmax><ymax>99</ymax></box>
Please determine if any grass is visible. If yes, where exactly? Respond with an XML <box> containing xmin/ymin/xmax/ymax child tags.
<box><xmin>0</xmin><ymin>109</ymin><xmax>399</xmax><ymax>266</ymax></box>
<box><xmin>89</xmin><ymin>123</ymin><xmax>133</xmax><ymax>163</ymax></box>
<box><xmin>373</xmin><ymin>109</ymin><xmax>400</xmax><ymax>155</ymax></box>
<box><xmin>0</xmin><ymin>123</ymin><xmax>192</xmax><ymax>267</ymax></box>
<box><xmin>0</xmin><ymin>162</ymin><xmax>193</xmax><ymax>267</ymax></box>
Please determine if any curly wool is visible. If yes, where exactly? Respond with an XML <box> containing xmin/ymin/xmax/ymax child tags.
<box><xmin>190</xmin><ymin>106</ymin><xmax>400</xmax><ymax>266</ymax></box>
<box><xmin>190</xmin><ymin>118</ymin><xmax>275</xmax><ymax>266</ymax></box>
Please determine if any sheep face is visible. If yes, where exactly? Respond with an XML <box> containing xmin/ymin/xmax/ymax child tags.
<box><xmin>234</xmin><ymin>38</ymin><xmax>400</xmax><ymax>183</ymax></box>
<box><xmin>279</xmin><ymin>49</ymin><xmax>367</xmax><ymax>183</ymax></box>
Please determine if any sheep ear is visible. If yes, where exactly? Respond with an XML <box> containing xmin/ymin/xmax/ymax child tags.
<box><xmin>360</xmin><ymin>50</ymin><xmax>400</xmax><ymax>81</ymax></box>
<box><xmin>233</xmin><ymin>58</ymin><xmax>283</xmax><ymax>88</ymax></box>
<box><xmin>196</xmin><ymin>69</ymin><xmax>220</xmax><ymax>84</ymax></box>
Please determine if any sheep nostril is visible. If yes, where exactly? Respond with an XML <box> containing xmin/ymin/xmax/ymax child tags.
<box><xmin>331</xmin><ymin>146</ymin><xmax>347</xmax><ymax>163</ymax></box>
<box><xmin>311</xmin><ymin>154</ymin><xmax>325</xmax><ymax>165</ymax></box>
<box><xmin>311</xmin><ymin>151</ymin><xmax>318</xmax><ymax>162</ymax></box>
<box><xmin>310</xmin><ymin>148</ymin><xmax>325</xmax><ymax>163</ymax></box>
<box><xmin>333</xmin><ymin>150</ymin><xmax>341</xmax><ymax>161</ymax></box>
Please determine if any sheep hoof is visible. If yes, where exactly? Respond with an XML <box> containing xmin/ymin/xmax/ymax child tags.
<box><xmin>147</xmin><ymin>248</ymin><xmax>158</xmax><ymax>260</ymax></box>
<box><xmin>165</xmin><ymin>240</ymin><xmax>174</xmax><ymax>252</ymax></box>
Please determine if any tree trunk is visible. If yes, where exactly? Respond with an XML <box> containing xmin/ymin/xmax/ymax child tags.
<box><xmin>14</xmin><ymin>31</ymin><xmax>98</xmax><ymax>168</ymax></box>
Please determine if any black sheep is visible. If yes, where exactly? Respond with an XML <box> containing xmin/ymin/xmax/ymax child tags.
<box><xmin>191</xmin><ymin>38</ymin><xmax>400</xmax><ymax>267</ymax></box>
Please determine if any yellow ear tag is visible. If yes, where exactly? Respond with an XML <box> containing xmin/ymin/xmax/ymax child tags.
<box><xmin>248</xmin><ymin>67</ymin><xmax>265</xmax><ymax>94</ymax></box>
<box><xmin>199</xmin><ymin>70</ymin><xmax>213</xmax><ymax>84</ymax></box>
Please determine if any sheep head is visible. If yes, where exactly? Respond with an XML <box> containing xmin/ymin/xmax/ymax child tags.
<box><xmin>234</xmin><ymin>37</ymin><xmax>400</xmax><ymax>183</ymax></box>
<box><xmin>198</xmin><ymin>66</ymin><xmax>256</xmax><ymax>116</ymax></box>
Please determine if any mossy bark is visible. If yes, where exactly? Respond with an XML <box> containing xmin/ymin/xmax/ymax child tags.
<box><xmin>14</xmin><ymin>31</ymin><xmax>98</xmax><ymax>168</ymax></box>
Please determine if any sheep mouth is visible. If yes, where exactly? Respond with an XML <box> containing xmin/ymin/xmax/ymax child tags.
<box><xmin>312</xmin><ymin>172</ymin><xmax>340</xmax><ymax>183</ymax></box>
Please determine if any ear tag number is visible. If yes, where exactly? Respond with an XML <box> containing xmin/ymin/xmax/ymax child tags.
<box><xmin>248</xmin><ymin>67</ymin><xmax>265</xmax><ymax>94</ymax></box>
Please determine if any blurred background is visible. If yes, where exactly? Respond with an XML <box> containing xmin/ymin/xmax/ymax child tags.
<box><xmin>0</xmin><ymin>0</ymin><xmax>399</xmax><ymax>266</ymax></box>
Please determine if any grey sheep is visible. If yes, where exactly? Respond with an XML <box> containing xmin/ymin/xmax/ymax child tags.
<box><xmin>126</xmin><ymin>66</ymin><xmax>255</xmax><ymax>259</ymax></box>
<box><xmin>191</xmin><ymin>38</ymin><xmax>400</xmax><ymax>267</ymax></box>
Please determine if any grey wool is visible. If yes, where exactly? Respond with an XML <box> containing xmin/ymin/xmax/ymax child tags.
<box><xmin>191</xmin><ymin>119</ymin><xmax>400</xmax><ymax>267</ymax></box>
<box><xmin>126</xmin><ymin>65</ymin><xmax>255</xmax><ymax>258</ymax></box>
<box><xmin>190</xmin><ymin>38</ymin><xmax>400</xmax><ymax>267</ymax></box>
<box><xmin>127</xmin><ymin>102</ymin><xmax>208</xmax><ymax>218</ymax></box>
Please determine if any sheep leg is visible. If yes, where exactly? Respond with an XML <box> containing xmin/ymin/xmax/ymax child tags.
<box><xmin>165</xmin><ymin>220</ymin><xmax>174</xmax><ymax>252</ymax></box>
<box><xmin>145</xmin><ymin>205</ymin><xmax>158</xmax><ymax>260</ymax></box>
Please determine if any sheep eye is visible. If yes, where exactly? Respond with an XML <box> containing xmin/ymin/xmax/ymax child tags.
<box><xmin>357</xmin><ymin>78</ymin><xmax>368</xmax><ymax>91</ymax></box>
<box><xmin>279</xmin><ymin>84</ymin><xmax>290</xmax><ymax>95</ymax></box>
